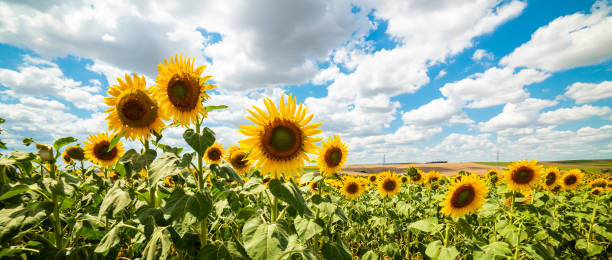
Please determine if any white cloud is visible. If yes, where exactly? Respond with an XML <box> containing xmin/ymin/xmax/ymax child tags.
<box><xmin>539</xmin><ymin>105</ymin><xmax>611</xmax><ymax>125</ymax></box>
<box><xmin>402</xmin><ymin>98</ymin><xmax>467</xmax><ymax>126</ymax></box>
<box><xmin>312</xmin><ymin>65</ymin><xmax>342</xmax><ymax>85</ymax></box>
<box><xmin>564</xmin><ymin>81</ymin><xmax>612</xmax><ymax>104</ymax></box>
<box><xmin>478</xmin><ymin>98</ymin><xmax>558</xmax><ymax>132</ymax></box>
<box><xmin>440</xmin><ymin>67</ymin><xmax>550</xmax><ymax>108</ymax></box>
<box><xmin>435</xmin><ymin>69</ymin><xmax>447</xmax><ymax>79</ymax></box>
<box><xmin>500</xmin><ymin>1</ymin><xmax>612</xmax><ymax>71</ymax></box>
<box><xmin>472</xmin><ymin>49</ymin><xmax>493</xmax><ymax>61</ymax></box>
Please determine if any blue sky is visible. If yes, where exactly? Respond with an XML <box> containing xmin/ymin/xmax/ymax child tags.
<box><xmin>0</xmin><ymin>0</ymin><xmax>610</xmax><ymax>164</ymax></box>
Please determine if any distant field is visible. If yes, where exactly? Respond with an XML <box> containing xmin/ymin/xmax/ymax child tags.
<box><xmin>548</xmin><ymin>159</ymin><xmax>612</xmax><ymax>166</ymax></box>
<box><xmin>473</xmin><ymin>159</ymin><xmax>612</xmax><ymax>175</ymax></box>
<box><xmin>473</xmin><ymin>161</ymin><xmax>512</xmax><ymax>167</ymax></box>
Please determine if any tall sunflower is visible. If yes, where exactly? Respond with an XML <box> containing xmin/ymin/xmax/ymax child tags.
<box><xmin>425</xmin><ymin>171</ymin><xmax>442</xmax><ymax>185</ymax></box>
<box><xmin>153</xmin><ymin>54</ymin><xmax>216</xmax><ymax>127</ymax></box>
<box><xmin>368</xmin><ymin>174</ymin><xmax>378</xmax><ymax>185</ymax></box>
<box><xmin>503</xmin><ymin>160</ymin><xmax>542</xmax><ymax>192</ymax></box>
<box><xmin>589</xmin><ymin>178</ymin><xmax>607</xmax><ymax>189</ymax></box>
<box><xmin>317</xmin><ymin>135</ymin><xmax>349</xmax><ymax>176</ymax></box>
<box><xmin>542</xmin><ymin>167</ymin><xmax>560</xmax><ymax>191</ymax></box>
<box><xmin>562</xmin><ymin>169</ymin><xmax>583</xmax><ymax>190</ymax></box>
<box><xmin>84</xmin><ymin>133</ymin><xmax>124</xmax><ymax>167</ymax></box>
<box><xmin>590</xmin><ymin>187</ymin><xmax>604</xmax><ymax>196</ymax></box>
<box><xmin>486</xmin><ymin>168</ymin><xmax>501</xmax><ymax>185</ymax></box>
<box><xmin>105</xmin><ymin>73</ymin><xmax>166</xmax><ymax>140</ymax></box>
<box><xmin>410</xmin><ymin>169</ymin><xmax>424</xmax><ymax>184</ymax></box>
<box><xmin>225</xmin><ymin>145</ymin><xmax>252</xmax><ymax>176</ymax></box>
<box><xmin>440</xmin><ymin>174</ymin><xmax>488</xmax><ymax>218</ymax></box>
<box><xmin>61</xmin><ymin>150</ymin><xmax>72</xmax><ymax>164</ymax></box>
<box><xmin>238</xmin><ymin>94</ymin><xmax>323</xmax><ymax>179</ymax></box>
<box><xmin>341</xmin><ymin>176</ymin><xmax>364</xmax><ymax>199</ymax></box>
<box><xmin>377</xmin><ymin>172</ymin><xmax>402</xmax><ymax>198</ymax></box>
<box><xmin>204</xmin><ymin>142</ymin><xmax>225</xmax><ymax>165</ymax></box>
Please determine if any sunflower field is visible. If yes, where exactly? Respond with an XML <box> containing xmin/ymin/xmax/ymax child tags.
<box><xmin>0</xmin><ymin>55</ymin><xmax>610</xmax><ymax>260</ymax></box>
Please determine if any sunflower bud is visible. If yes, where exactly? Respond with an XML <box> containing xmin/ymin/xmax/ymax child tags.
<box><xmin>66</xmin><ymin>145</ymin><xmax>85</xmax><ymax>161</ymax></box>
<box><xmin>36</xmin><ymin>143</ymin><xmax>53</xmax><ymax>161</ymax></box>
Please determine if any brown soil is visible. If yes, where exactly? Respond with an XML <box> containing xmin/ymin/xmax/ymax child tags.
<box><xmin>341</xmin><ymin>162</ymin><xmax>504</xmax><ymax>177</ymax></box>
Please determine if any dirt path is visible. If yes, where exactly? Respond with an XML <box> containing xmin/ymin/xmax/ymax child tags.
<box><xmin>341</xmin><ymin>162</ymin><xmax>504</xmax><ymax>177</ymax></box>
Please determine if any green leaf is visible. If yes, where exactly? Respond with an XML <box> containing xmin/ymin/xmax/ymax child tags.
<box><xmin>575</xmin><ymin>239</ymin><xmax>603</xmax><ymax>257</ymax></box>
<box><xmin>243</xmin><ymin>220</ymin><xmax>289</xmax><ymax>260</ymax></box>
<box><xmin>408</xmin><ymin>217</ymin><xmax>439</xmax><ymax>233</ymax></box>
<box><xmin>268</xmin><ymin>179</ymin><xmax>313</xmax><ymax>217</ymax></box>
<box><xmin>142</xmin><ymin>227</ymin><xmax>172</xmax><ymax>260</ymax></box>
<box><xmin>22</xmin><ymin>138</ymin><xmax>34</xmax><ymax>146</ymax></box>
<box><xmin>205</xmin><ymin>105</ymin><xmax>228</xmax><ymax>112</ymax></box>
<box><xmin>0</xmin><ymin>184</ymin><xmax>30</xmax><ymax>201</ymax></box>
<box><xmin>183</xmin><ymin>128</ymin><xmax>215</xmax><ymax>154</ymax></box>
<box><xmin>381</xmin><ymin>242</ymin><xmax>400</xmax><ymax>257</ymax></box>
<box><xmin>523</xmin><ymin>244</ymin><xmax>555</xmax><ymax>260</ymax></box>
<box><xmin>361</xmin><ymin>250</ymin><xmax>379</xmax><ymax>260</ymax></box>
<box><xmin>98</xmin><ymin>182</ymin><xmax>132</xmax><ymax>218</ymax></box>
<box><xmin>473</xmin><ymin>241</ymin><xmax>511</xmax><ymax>260</ymax></box>
<box><xmin>94</xmin><ymin>225</ymin><xmax>121</xmax><ymax>255</ymax></box>
<box><xmin>425</xmin><ymin>240</ymin><xmax>458</xmax><ymax>260</ymax></box>
<box><xmin>496</xmin><ymin>221</ymin><xmax>527</xmax><ymax>247</ymax></box>
<box><xmin>592</xmin><ymin>224</ymin><xmax>612</xmax><ymax>241</ymax></box>
<box><xmin>148</xmin><ymin>152</ymin><xmax>181</xmax><ymax>187</ymax></box>
<box><xmin>298</xmin><ymin>172</ymin><xmax>322</xmax><ymax>185</ymax></box>
<box><xmin>162</xmin><ymin>189</ymin><xmax>212</xmax><ymax>237</ymax></box>
<box><xmin>53</xmin><ymin>136</ymin><xmax>77</xmax><ymax>151</ymax></box>
<box><xmin>107</xmin><ymin>132</ymin><xmax>125</xmax><ymax>152</ymax></box>
<box><xmin>0</xmin><ymin>141</ymin><xmax>5</xmax><ymax>150</ymax></box>
<box><xmin>199</xmin><ymin>242</ymin><xmax>249</xmax><ymax>260</ymax></box>
<box><xmin>321</xmin><ymin>238</ymin><xmax>352</xmax><ymax>260</ymax></box>
<box><xmin>119</xmin><ymin>149</ymin><xmax>157</xmax><ymax>178</ymax></box>
<box><xmin>240</xmin><ymin>178</ymin><xmax>267</xmax><ymax>196</ymax></box>
<box><xmin>294</xmin><ymin>215</ymin><xmax>323</xmax><ymax>241</ymax></box>
<box><xmin>0</xmin><ymin>203</ymin><xmax>52</xmax><ymax>243</ymax></box>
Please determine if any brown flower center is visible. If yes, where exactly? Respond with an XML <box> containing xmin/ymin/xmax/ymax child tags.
<box><xmin>511</xmin><ymin>167</ymin><xmax>534</xmax><ymax>184</ymax></box>
<box><xmin>369</xmin><ymin>175</ymin><xmax>377</xmax><ymax>182</ymax></box>
<box><xmin>207</xmin><ymin>148</ymin><xmax>222</xmax><ymax>161</ymax></box>
<box><xmin>262</xmin><ymin>120</ymin><xmax>302</xmax><ymax>160</ymax></box>
<box><xmin>382</xmin><ymin>178</ymin><xmax>397</xmax><ymax>192</ymax></box>
<box><xmin>167</xmin><ymin>75</ymin><xmax>200</xmax><ymax>111</ymax></box>
<box><xmin>324</xmin><ymin>147</ymin><xmax>342</xmax><ymax>167</ymax></box>
<box><xmin>545</xmin><ymin>172</ymin><xmax>556</xmax><ymax>185</ymax></box>
<box><xmin>564</xmin><ymin>175</ymin><xmax>577</xmax><ymax>185</ymax></box>
<box><xmin>230</xmin><ymin>152</ymin><xmax>248</xmax><ymax>169</ymax></box>
<box><xmin>93</xmin><ymin>141</ymin><xmax>118</xmax><ymax>161</ymax></box>
<box><xmin>345</xmin><ymin>183</ymin><xmax>359</xmax><ymax>194</ymax></box>
<box><xmin>117</xmin><ymin>90</ymin><xmax>158</xmax><ymax>128</ymax></box>
<box><xmin>411</xmin><ymin>174</ymin><xmax>422</xmax><ymax>182</ymax></box>
<box><xmin>66</xmin><ymin>146</ymin><xmax>85</xmax><ymax>161</ymax></box>
<box><xmin>450</xmin><ymin>185</ymin><xmax>475</xmax><ymax>208</ymax></box>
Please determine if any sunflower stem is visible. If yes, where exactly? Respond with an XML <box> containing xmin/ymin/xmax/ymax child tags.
<box><xmin>52</xmin><ymin>193</ymin><xmax>63</xmax><ymax>249</ymax></box>
<box><xmin>587</xmin><ymin>198</ymin><xmax>597</xmax><ymax>244</ymax></box>
<box><xmin>443</xmin><ymin>218</ymin><xmax>452</xmax><ymax>247</ymax></box>
<box><xmin>272</xmin><ymin>196</ymin><xmax>279</xmax><ymax>221</ymax></box>
<box><xmin>513</xmin><ymin>221</ymin><xmax>523</xmax><ymax>260</ymax></box>
<box><xmin>509</xmin><ymin>192</ymin><xmax>515</xmax><ymax>225</ymax></box>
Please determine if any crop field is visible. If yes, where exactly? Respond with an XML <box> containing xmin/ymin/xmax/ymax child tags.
<box><xmin>0</xmin><ymin>55</ymin><xmax>610</xmax><ymax>260</ymax></box>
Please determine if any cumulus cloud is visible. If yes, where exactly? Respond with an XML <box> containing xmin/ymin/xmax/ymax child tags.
<box><xmin>564</xmin><ymin>81</ymin><xmax>612</xmax><ymax>104</ymax></box>
<box><xmin>538</xmin><ymin>105</ymin><xmax>611</xmax><ymax>125</ymax></box>
<box><xmin>472</xmin><ymin>49</ymin><xmax>494</xmax><ymax>61</ymax></box>
<box><xmin>500</xmin><ymin>1</ymin><xmax>612</xmax><ymax>71</ymax></box>
<box><xmin>478</xmin><ymin>98</ymin><xmax>558</xmax><ymax>132</ymax></box>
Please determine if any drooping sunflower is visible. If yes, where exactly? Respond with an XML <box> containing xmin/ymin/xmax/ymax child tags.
<box><xmin>225</xmin><ymin>145</ymin><xmax>252</xmax><ymax>176</ymax></box>
<box><xmin>562</xmin><ymin>169</ymin><xmax>583</xmax><ymax>190</ymax></box>
<box><xmin>341</xmin><ymin>177</ymin><xmax>364</xmax><ymax>199</ymax></box>
<box><xmin>153</xmin><ymin>54</ymin><xmax>217</xmax><ymax>127</ymax></box>
<box><xmin>485</xmin><ymin>168</ymin><xmax>501</xmax><ymax>185</ymax></box>
<box><xmin>377</xmin><ymin>172</ymin><xmax>402</xmax><ymax>198</ymax></box>
<box><xmin>503</xmin><ymin>160</ymin><xmax>542</xmax><ymax>192</ymax></box>
<box><xmin>425</xmin><ymin>171</ymin><xmax>442</xmax><ymax>185</ymax></box>
<box><xmin>440</xmin><ymin>174</ymin><xmax>488</xmax><ymax>218</ymax></box>
<box><xmin>317</xmin><ymin>135</ymin><xmax>349</xmax><ymax>176</ymax></box>
<box><xmin>590</xmin><ymin>187</ymin><xmax>604</xmax><ymax>196</ymax></box>
<box><xmin>84</xmin><ymin>133</ymin><xmax>124</xmax><ymax>167</ymax></box>
<box><xmin>65</xmin><ymin>145</ymin><xmax>85</xmax><ymax>161</ymax></box>
<box><xmin>589</xmin><ymin>178</ymin><xmax>607</xmax><ymax>189</ymax></box>
<box><xmin>105</xmin><ymin>73</ymin><xmax>167</xmax><ymax>140</ymax></box>
<box><xmin>204</xmin><ymin>142</ymin><xmax>225</xmax><ymax>165</ymax></box>
<box><xmin>61</xmin><ymin>150</ymin><xmax>72</xmax><ymax>164</ymax></box>
<box><xmin>238</xmin><ymin>94</ymin><xmax>323</xmax><ymax>179</ymax></box>
<box><xmin>542</xmin><ymin>167</ymin><xmax>560</xmax><ymax>190</ymax></box>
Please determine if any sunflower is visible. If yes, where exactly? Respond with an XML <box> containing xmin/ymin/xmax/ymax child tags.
<box><xmin>61</xmin><ymin>150</ymin><xmax>72</xmax><ymax>164</ymax></box>
<box><xmin>562</xmin><ymin>169</ymin><xmax>583</xmax><ymax>190</ymax></box>
<box><xmin>425</xmin><ymin>171</ymin><xmax>442</xmax><ymax>185</ymax></box>
<box><xmin>238</xmin><ymin>94</ymin><xmax>323</xmax><ymax>179</ymax></box>
<box><xmin>153</xmin><ymin>54</ymin><xmax>216</xmax><ymax>127</ymax></box>
<box><xmin>368</xmin><ymin>174</ymin><xmax>378</xmax><ymax>184</ymax></box>
<box><xmin>542</xmin><ymin>167</ymin><xmax>560</xmax><ymax>190</ymax></box>
<box><xmin>503</xmin><ymin>160</ymin><xmax>542</xmax><ymax>192</ymax></box>
<box><xmin>317</xmin><ymin>135</ymin><xmax>349</xmax><ymax>176</ymax></box>
<box><xmin>504</xmin><ymin>191</ymin><xmax>532</xmax><ymax>207</ymax></box>
<box><xmin>204</xmin><ymin>142</ymin><xmax>225</xmax><ymax>165</ymax></box>
<box><xmin>589</xmin><ymin>178</ymin><xmax>607</xmax><ymax>189</ymax></box>
<box><xmin>84</xmin><ymin>133</ymin><xmax>124</xmax><ymax>167</ymax></box>
<box><xmin>262</xmin><ymin>176</ymin><xmax>272</xmax><ymax>187</ymax></box>
<box><xmin>410</xmin><ymin>170</ymin><xmax>424</xmax><ymax>184</ymax></box>
<box><xmin>98</xmin><ymin>171</ymin><xmax>119</xmax><ymax>182</ymax></box>
<box><xmin>341</xmin><ymin>176</ymin><xmax>364</xmax><ymax>199</ymax></box>
<box><xmin>440</xmin><ymin>174</ymin><xmax>488</xmax><ymax>218</ymax></box>
<box><xmin>309</xmin><ymin>181</ymin><xmax>328</xmax><ymax>195</ymax></box>
<box><xmin>401</xmin><ymin>175</ymin><xmax>409</xmax><ymax>184</ymax></box>
<box><xmin>225</xmin><ymin>145</ymin><xmax>252</xmax><ymax>176</ymax></box>
<box><xmin>164</xmin><ymin>175</ymin><xmax>175</xmax><ymax>187</ymax></box>
<box><xmin>607</xmin><ymin>181</ymin><xmax>612</xmax><ymax>191</ymax></box>
<box><xmin>485</xmin><ymin>168</ymin><xmax>501</xmax><ymax>185</ymax></box>
<box><xmin>590</xmin><ymin>187</ymin><xmax>604</xmax><ymax>196</ymax></box>
<box><xmin>64</xmin><ymin>145</ymin><xmax>85</xmax><ymax>161</ymax></box>
<box><xmin>377</xmin><ymin>172</ymin><xmax>402</xmax><ymax>198</ymax></box>
<box><xmin>105</xmin><ymin>73</ymin><xmax>167</xmax><ymax>140</ymax></box>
